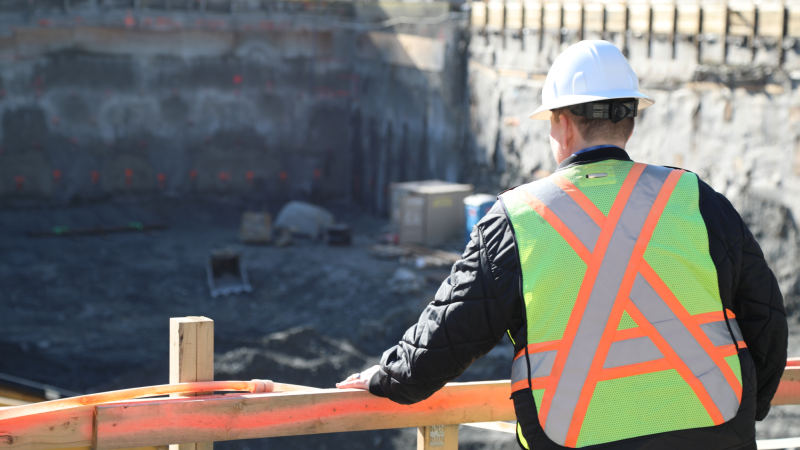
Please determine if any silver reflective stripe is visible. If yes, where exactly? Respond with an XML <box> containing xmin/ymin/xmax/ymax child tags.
<box><xmin>545</xmin><ymin>165</ymin><xmax>673</xmax><ymax>445</ymax></box>
<box><xmin>630</xmin><ymin>274</ymin><xmax>740</xmax><ymax>421</ymax></box>
<box><xmin>531</xmin><ymin>350</ymin><xmax>558</xmax><ymax>378</ymax></box>
<box><xmin>603</xmin><ymin>336</ymin><xmax>664</xmax><ymax>369</ymax></box>
<box><xmin>524</xmin><ymin>179</ymin><xmax>602</xmax><ymax>252</ymax></box>
<box><xmin>511</xmin><ymin>355</ymin><xmax>528</xmax><ymax>386</ymax></box>
<box><xmin>729</xmin><ymin>318</ymin><xmax>744</xmax><ymax>342</ymax></box>
<box><xmin>511</xmin><ymin>350</ymin><xmax>558</xmax><ymax>387</ymax></box>
<box><xmin>700</xmin><ymin>321</ymin><xmax>737</xmax><ymax>347</ymax></box>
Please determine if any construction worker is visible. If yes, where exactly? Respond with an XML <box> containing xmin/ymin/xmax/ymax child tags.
<box><xmin>338</xmin><ymin>40</ymin><xmax>787</xmax><ymax>449</ymax></box>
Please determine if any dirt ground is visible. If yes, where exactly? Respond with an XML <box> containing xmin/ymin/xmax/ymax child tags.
<box><xmin>0</xmin><ymin>197</ymin><xmax>797</xmax><ymax>448</ymax></box>
<box><xmin>0</xmin><ymin>197</ymin><xmax>516</xmax><ymax>449</ymax></box>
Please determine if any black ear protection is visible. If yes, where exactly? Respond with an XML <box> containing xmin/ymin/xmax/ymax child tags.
<box><xmin>566</xmin><ymin>98</ymin><xmax>639</xmax><ymax>124</ymax></box>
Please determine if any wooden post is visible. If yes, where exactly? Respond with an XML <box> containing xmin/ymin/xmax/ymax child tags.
<box><xmin>417</xmin><ymin>424</ymin><xmax>458</xmax><ymax>450</ymax></box>
<box><xmin>169</xmin><ymin>316</ymin><xmax>214</xmax><ymax>450</ymax></box>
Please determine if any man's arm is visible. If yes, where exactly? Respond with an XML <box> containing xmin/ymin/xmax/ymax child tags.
<box><xmin>700</xmin><ymin>182</ymin><xmax>788</xmax><ymax>420</ymax></box>
<box><xmin>733</xmin><ymin>208</ymin><xmax>787</xmax><ymax>420</ymax></box>
<box><xmin>358</xmin><ymin>202</ymin><xmax>522</xmax><ymax>405</ymax></box>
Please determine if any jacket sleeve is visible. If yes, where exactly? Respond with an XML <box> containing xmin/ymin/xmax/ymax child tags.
<box><xmin>700</xmin><ymin>181</ymin><xmax>787</xmax><ymax>420</ymax></box>
<box><xmin>368</xmin><ymin>201</ymin><xmax>524</xmax><ymax>404</ymax></box>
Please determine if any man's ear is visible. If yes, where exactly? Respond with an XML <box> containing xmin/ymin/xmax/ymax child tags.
<box><xmin>562</xmin><ymin>113</ymin><xmax>575</xmax><ymax>148</ymax></box>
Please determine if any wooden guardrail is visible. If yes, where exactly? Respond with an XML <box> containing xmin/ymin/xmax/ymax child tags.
<box><xmin>1</xmin><ymin>317</ymin><xmax>798</xmax><ymax>450</ymax></box>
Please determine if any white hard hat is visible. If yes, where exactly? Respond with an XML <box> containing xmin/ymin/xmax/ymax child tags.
<box><xmin>529</xmin><ymin>40</ymin><xmax>654</xmax><ymax>120</ymax></box>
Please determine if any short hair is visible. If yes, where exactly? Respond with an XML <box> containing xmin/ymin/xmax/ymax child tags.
<box><xmin>551</xmin><ymin>106</ymin><xmax>634</xmax><ymax>143</ymax></box>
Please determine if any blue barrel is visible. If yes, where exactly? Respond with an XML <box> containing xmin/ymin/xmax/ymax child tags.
<box><xmin>464</xmin><ymin>194</ymin><xmax>496</xmax><ymax>244</ymax></box>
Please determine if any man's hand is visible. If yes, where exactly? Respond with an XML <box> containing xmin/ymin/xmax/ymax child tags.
<box><xmin>336</xmin><ymin>365</ymin><xmax>380</xmax><ymax>390</ymax></box>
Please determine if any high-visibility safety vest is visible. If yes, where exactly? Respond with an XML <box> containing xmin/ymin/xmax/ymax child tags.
<box><xmin>500</xmin><ymin>160</ymin><xmax>746</xmax><ymax>448</ymax></box>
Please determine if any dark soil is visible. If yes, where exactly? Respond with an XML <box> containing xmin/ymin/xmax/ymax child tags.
<box><xmin>0</xmin><ymin>197</ymin><xmax>516</xmax><ymax>449</ymax></box>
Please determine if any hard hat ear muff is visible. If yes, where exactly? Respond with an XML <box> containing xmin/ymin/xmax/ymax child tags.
<box><xmin>565</xmin><ymin>98</ymin><xmax>639</xmax><ymax>124</ymax></box>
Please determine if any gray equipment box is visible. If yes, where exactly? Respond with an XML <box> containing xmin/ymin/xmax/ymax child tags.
<box><xmin>391</xmin><ymin>180</ymin><xmax>474</xmax><ymax>246</ymax></box>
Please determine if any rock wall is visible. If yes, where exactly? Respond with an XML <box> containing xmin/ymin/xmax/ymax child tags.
<box><xmin>0</xmin><ymin>1</ymin><xmax>469</xmax><ymax>216</ymax></box>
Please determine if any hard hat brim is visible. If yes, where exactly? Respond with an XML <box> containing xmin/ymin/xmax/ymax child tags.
<box><xmin>528</xmin><ymin>91</ymin><xmax>655</xmax><ymax>120</ymax></box>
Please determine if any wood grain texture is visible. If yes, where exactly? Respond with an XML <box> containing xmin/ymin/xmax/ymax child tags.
<box><xmin>417</xmin><ymin>425</ymin><xmax>457</xmax><ymax>450</ymax></box>
<box><xmin>93</xmin><ymin>381</ymin><xmax>515</xmax><ymax>450</ymax></box>
<box><xmin>0</xmin><ymin>405</ymin><xmax>93</xmax><ymax>450</ymax></box>
<box><xmin>169</xmin><ymin>317</ymin><xmax>214</xmax><ymax>450</ymax></box>
<box><xmin>772</xmin><ymin>365</ymin><xmax>800</xmax><ymax>405</ymax></box>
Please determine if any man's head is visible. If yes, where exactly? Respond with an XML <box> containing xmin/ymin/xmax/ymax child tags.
<box><xmin>529</xmin><ymin>40</ymin><xmax>653</xmax><ymax>162</ymax></box>
<box><xmin>548</xmin><ymin>103</ymin><xmax>635</xmax><ymax>163</ymax></box>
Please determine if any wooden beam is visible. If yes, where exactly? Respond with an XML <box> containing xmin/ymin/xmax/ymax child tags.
<box><xmin>771</xmin><ymin>359</ymin><xmax>800</xmax><ymax>405</ymax></box>
<box><xmin>0</xmin><ymin>405</ymin><xmax>94</xmax><ymax>450</ymax></box>
<box><xmin>92</xmin><ymin>381</ymin><xmax>515</xmax><ymax>450</ymax></box>
<box><xmin>5</xmin><ymin>358</ymin><xmax>800</xmax><ymax>450</ymax></box>
<box><xmin>169</xmin><ymin>317</ymin><xmax>214</xmax><ymax>450</ymax></box>
<box><xmin>417</xmin><ymin>425</ymin><xmax>457</xmax><ymax>450</ymax></box>
<box><xmin>462</xmin><ymin>422</ymin><xmax>516</xmax><ymax>434</ymax></box>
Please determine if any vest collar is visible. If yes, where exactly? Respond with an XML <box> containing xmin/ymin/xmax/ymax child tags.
<box><xmin>556</xmin><ymin>146</ymin><xmax>632</xmax><ymax>171</ymax></box>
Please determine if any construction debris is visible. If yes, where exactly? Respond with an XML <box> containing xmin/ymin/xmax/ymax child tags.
<box><xmin>325</xmin><ymin>224</ymin><xmax>352</xmax><ymax>246</ymax></box>
<box><xmin>27</xmin><ymin>222</ymin><xmax>166</xmax><ymax>238</ymax></box>
<box><xmin>240</xmin><ymin>212</ymin><xmax>272</xmax><ymax>244</ymax></box>
<box><xmin>370</xmin><ymin>244</ymin><xmax>460</xmax><ymax>268</ymax></box>
<box><xmin>206</xmin><ymin>249</ymin><xmax>252</xmax><ymax>298</ymax></box>
<box><xmin>274</xmin><ymin>201</ymin><xmax>334</xmax><ymax>240</ymax></box>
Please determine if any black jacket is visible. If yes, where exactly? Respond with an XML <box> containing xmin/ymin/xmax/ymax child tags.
<box><xmin>369</xmin><ymin>148</ymin><xmax>788</xmax><ymax>450</ymax></box>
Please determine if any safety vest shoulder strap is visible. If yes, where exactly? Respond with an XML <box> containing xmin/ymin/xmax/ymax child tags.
<box><xmin>502</xmin><ymin>163</ymin><xmax>743</xmax><ymax>447</ymax></box>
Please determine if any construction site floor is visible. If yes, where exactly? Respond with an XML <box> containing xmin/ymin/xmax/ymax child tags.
<box><xmin>1</xmin><ymin>198</ymin><xmax>799</xmax><ymax>447</ymax></box>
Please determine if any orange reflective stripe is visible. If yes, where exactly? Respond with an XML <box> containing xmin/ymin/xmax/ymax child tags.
<box><xmin>693</xmin><ymin>311</ymin><xmax>726</xmax><ymax>324</ymax></box>
<box><xmin>639</xmin><ymin>262</ymin><xmax>742</xmax><ymax>402</ymax></box>
<box><xmin>516</xmin><ymin>340</ymin><xmax>562</xmax><ymax>359</ymax></box>
<box><xmin>538</xmin><ymin>163</ymin><xmax>646</xmax><ymax>427</ymax></box>
<box><xmin>511</xmin><ymin>379</ymin><xmax>530</xmax><ymax>393</ymax></box>
<box><xmin>717</xmin><ymin>344</ymin><xmax>744</xmax><ymax>358</ymax></box>
<box><xmin>598</xmin><ymin>358</ymin><xmax>672</xmax><ymax>382</ymax></box>
<box><xmin>512</xmin><ymin>189</ymin><xmax>593</xmax><ymax>264</ymax></box>
<box><xmin>531</xmin><ymin>376</ymin><xmax>548</xmax><ymax>390</ymax></box>
<box><xmin>625</xmin><ymin>301</ymin><xmax>725</xmax><ymax>425</ymax></box>
<box><xmin>613</xmin><ymin>326</ymin><xmax>646</xmax><ymax>341</ymax></box>
<box><xmin>550</xmin><ymin>175</ymin><xmax>607</xmax><ymax>227</ymax></box>
<box><xmin>512</xmin><ymin>376</ymin><xmax>550</xmax><ymax>394</ymax></box>
<box><xmin>565</xmin><ymin>169</ymin><xmax>685</xmax><ymax>446</ymax></box>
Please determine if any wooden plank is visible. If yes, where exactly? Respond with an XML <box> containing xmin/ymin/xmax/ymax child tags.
<box><xmin>605</xmin><ymin>4</ymin><xmax>628</xmax><ymax>32</ymax></box>
<box><xmin>788</xmin><ymin>5</ymin><xmax>800</xmax><ymax>37</ymax></box>
<box><xmin>92</xmin><ymin>381</ymin><xmax>516</xmax><ymax>450</ymax></box>
<box><xmin>629</xmin><ymin>4</ymin><xmax>651</xmax><ymax>33</ymax></box>
<box><xmin>0</xmin><ymin>405</ymin><xmax>94</xmax><ymax>450</ymax></box>
<box><xmin>677</xmin><ymin>4</ymin><xmax>701</xmax><ymax>34</ymax></box>
<box><xmin>702</xmin><ymin>4</ymin><xmax>728</xmax><ymax>35</ymax></box>
<box><xmin>757</xmin><ymin>4</ymin><xmax>785</xmax><ymax>38</ymax></box>
<box><xmin>506</xmin><ymin>1</ymin><xmax>524</xmax><ymax>30</ymax></box>
<box><xmin>462</xmin><ymin>422</ymin><xmax>516</xmax><ymax>433</ymax></box>
<box><xmin>772</xmin><ymin>366</ymin><xmax>800</xmax><ymax>405</ymax></box>
<box><xmin>727</xmin><ymin>3</ymin><xmax>755</xmax><ymax>37</ymax></box>
<box><xmin>543</xmin><ymin>2</ymin><xmax>562</xmax><ymax>30</ymax></box>
<box><xmin>562</xmin><ymin>3</ymin><xmax>583</xmax><ymax>31</ymax></box>
<box><xmin>417</xmin><ymin>425</ymin><xmax>457</xmax><ymax>450</ymax></box>
<box><xmin>652</xmin><ymin>4</ymin><xmax>676</xmax><ymax>34</ymax></box>
<box><xmin>523</xmin><ymin>1</ymin><xmax>542</xmax><ymax>29</ymax></box>
<box><xmin>169</xmin><ymin>317</ymin><xmax>214</xmax><ymax>450</ymax></box>
<box><xmin>471</xmin><ymin>1</ymin><xmax>487</xmax><ymax>27</ymax></box>
<box><xmin>583</xmin><ymin>3</ymin><xmax>605</xmax><ymax>32</ymax></box>
<box><xmin>487</xmin><ymin>0</ymin><xmax>505</xmax><ymax>30</ymax></box>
